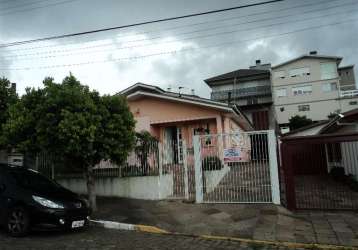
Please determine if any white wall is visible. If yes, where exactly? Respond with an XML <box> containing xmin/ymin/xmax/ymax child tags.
<box><xmin>58</xmin><ymin>174</ymin><xmax>173</xmax><ymax>200</ymax></box>
<box><xmin>341</xmin><ymin>142</ymin><xmax>358</xmax><ymax>181</ymax></box>
<box><xmin>204</xmin><ymin>166</ymin><xmax>230</xmax><ymax>193</ymax></box>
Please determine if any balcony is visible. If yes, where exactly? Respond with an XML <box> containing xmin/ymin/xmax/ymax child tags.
<box><xmin>340</xmin><ymin>89</ymin><xmax>358</xmax><ymax>98</ymax></box>
<box><xmin>211</xmin><ymin>85</ymin><xmax>271</xmax><ymax>101</ymax></box>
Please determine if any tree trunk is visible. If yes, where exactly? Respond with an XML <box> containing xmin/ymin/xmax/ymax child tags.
<box><xmin>86</xmin><ymin>165</ymin><xmax>97</xmax><ymax>212</ymax></box>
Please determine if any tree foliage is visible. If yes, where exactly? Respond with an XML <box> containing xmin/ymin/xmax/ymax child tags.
<box><xmin>135</xmin><ymin>131</ymin><xmax>158</xmax><ymax>175</ymax></box>
<box><xmin>288</xmin><ymin>115</ymin><xmax>313</xmax><ymax>131</ymax></box>
<box><xmin>0</xmin><ymin>77</ymin><xmax>18</xmax><ymax>146</ymax></box>
<box><xmin>1</xmin><ymin>74</ymin><xmax>136</xmax><ymax>210</ymax></box>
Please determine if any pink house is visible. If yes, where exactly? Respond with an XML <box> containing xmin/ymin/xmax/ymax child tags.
<box><xmin>121</xmin><ymin>83</ymin><xmax>253</xmax><ymax>164</ymax></box>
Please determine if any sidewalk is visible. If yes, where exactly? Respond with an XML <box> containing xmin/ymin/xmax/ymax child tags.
<box><xmin>93</xmin><ymin>197</ymin><xmax>358</xmax><ymax>247</ymax></box>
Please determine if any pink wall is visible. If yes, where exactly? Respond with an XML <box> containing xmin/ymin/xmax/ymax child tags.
<box><xmin>128</xmin><ymin>96</ymin><xmax>244</xmax><ymax>146</ymax></box>
<box><xmin>129</xmin><ymin>97</ymin><xmax>224</xmax><ymax>124</ymax></box>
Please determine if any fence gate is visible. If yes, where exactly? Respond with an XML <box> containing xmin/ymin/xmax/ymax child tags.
<box><xmin>281</xmin><ymin>134</ymin><xmax>358</xmax><ymax>210</ymax></box>
<box><xmin>193</xmin><ymin>130</ymin><xmax>280</xmax><ymax>204</ymax></box>
<box><xmin>160</xmin><ymin>140</ymin><xmax>193</xmax><ymax>200</ymax></box>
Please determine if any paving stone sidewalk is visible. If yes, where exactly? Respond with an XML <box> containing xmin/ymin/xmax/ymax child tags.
<box><xmin>0</xmin><ymin>227</ymin><xmax>309</xmax><ymax>250</ymax></box>
<box><xmin>93</xmin><ymin>197</ymin><xmax>358</xmax><ymax>247</ymax></box>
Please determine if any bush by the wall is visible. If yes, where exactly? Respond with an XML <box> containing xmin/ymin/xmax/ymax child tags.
<box><xmin>202</xmin><ymin>156</ymin><xmax>223</xmax><ymax>171</ymax></box>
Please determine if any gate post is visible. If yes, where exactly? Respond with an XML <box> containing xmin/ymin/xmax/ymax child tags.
<box><xmin>158</xmin><ymin>142</ymin><xmax>163</xmax><ymax>199</ymax></box>
<box><xmin>193</xmin><ymin>135</ymin><xmax>203</xmax><ymax>203</ymax></box>
<box><xmin>182</xmin><ymin>141</ymin><xmax>189</xmax><ymax>200</ymax></box>
<box><xmin>268</xmin><ymin>130</ymin><xmax>281</xmax><ymax>205</ymax></box>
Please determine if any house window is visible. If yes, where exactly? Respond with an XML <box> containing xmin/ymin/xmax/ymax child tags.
<box><xmin>276</xmin><ymin>88</ymin><xmax>287</xmax><ymax>98</ymax></box>
<box><xmin>193</xmin><ymin>124</ymin><xmax>211</xmax><ymax>145</ymax></box>
<box><xmin>274</xmin><ymin>71</ymin><xmax>286</xmax><ymax>79</ymax></box>
<box><xmin>349</xmin><ymin>101</ymin><xmax>358</xmax><ymax>105</ymax></box>
<box><xmin>298</xmin><ymin>105</ymin><xmax>310</xmax><ymax>111</ymax></box>
<box><xmin>321</xmin><ymin>62</ymin><xmax>337</xmax><ymax>80</ymax></box>
<box><xmin>322</xmin><ymin>82</ymin><xmax>337</xmax><ymax>92</ymax></box>
<box><xmin>289</xmin><ymin>67</ymin><xmax>310</xmax><ymax>78</ymax></box>
<box><xmin>292</xmin><ymin>85</ymin><xmax>312</xmax><ymax>96</ymax></box>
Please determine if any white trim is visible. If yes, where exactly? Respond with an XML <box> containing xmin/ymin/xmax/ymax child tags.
<box><xmin>150</xmin><ymin>116</ymin><xmax>218</xmax><ymax>125</ymax></box>
<box><xmin>120</xmin><ymin>83</ymin><xmax>165</xmax><ymax>95</ymax></box>
<box><xmin>127</xmin><ymin>91</ymin><xmax>233</xmax><ymax>112</ymax></box>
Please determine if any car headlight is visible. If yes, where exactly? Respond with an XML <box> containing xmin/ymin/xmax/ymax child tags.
<box><xmin>32</xmin><ymin>195</ymin><xmax>64</xmax><ymax>209</ymax></box>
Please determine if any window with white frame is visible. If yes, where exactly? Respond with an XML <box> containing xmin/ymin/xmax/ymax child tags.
<box><xmin>289</xmin><ymin>67</ymin><xmax>310</xmax><ymax>78</ymax></box>
<box><xmin>298</xmin><ymin>105</ymin><xmax>310</xmax><ymax>111</ymax></box>
<box><xmin>321</xmin><ymin>62</ymin><xmax>337</xmax><ymax>80</ymax></box>
<box><xmin>274</xmin><ymin>70</ymin><xmax>286</xmax><ymax>79</ymax></box>
<box><xmin>276</xmin><ymin>88</ymin><xmax>287</xmax><ymax>98</ymax></box>
<box><xmin>322</xmin><ymin>82</ymin><xmax>338</xmax><ymax>92</ymax></box>
<box><xmin>292</xmin><ymin>85</ymin><xmax>312</xmax><ymax>96</ymax></box>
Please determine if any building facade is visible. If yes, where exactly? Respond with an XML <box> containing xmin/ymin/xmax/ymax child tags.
<box><xmin>204</xmin><ymin>60</ymin><xmax>275</xmax><ymax>130</ymax></box>
<box><xmin>121</xmin><ymin>83</ymin><xmax>253</xmax><ymax>164</ymax></box>
<box><xmin>271</xmin><ymin>52</ymin><xmax>358</xmax><ymax>131</ymax></box>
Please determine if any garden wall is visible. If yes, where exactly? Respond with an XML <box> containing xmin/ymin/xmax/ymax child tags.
<box><xmin>58</xmin><ymin>173</ymin><xmax>173</xmax><ymax>200</ymax></box>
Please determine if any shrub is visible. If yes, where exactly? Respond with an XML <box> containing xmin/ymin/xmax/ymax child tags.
<box><xmin>202</xmin><ymin>156</ymin><xmax>223</xmax><ymax>171</ymax></box>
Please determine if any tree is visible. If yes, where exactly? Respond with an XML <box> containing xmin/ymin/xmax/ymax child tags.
<box><xmin>135</xmin><ymin>131</ymin><xmax>158</xmax><ymax>175</ymax></box>
<box><xmin>1</xmin><ymin>74</ymin><xmax>136</xmax><ymax>211</ymax></box>
<box><xmin>0</xmin><ymin>77</ymin><xmax>18</xmax><ymax>146</ymax></box>
<box><xmin>288</xmin><ymin>115</ymin><xmax>313</xmax><ymax>131</ymax></box>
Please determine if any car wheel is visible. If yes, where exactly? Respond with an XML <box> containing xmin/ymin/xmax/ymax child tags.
<box><xmin>7</xmin><ymin>206</ymin><xmax>30</xmax><ymax>237</ymax></box>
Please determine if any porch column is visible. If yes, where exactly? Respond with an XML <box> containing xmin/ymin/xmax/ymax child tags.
<box><xmin>216</xmin><ymin>115</ymin><xmax>223</xmax><ymax>134</ymax></box>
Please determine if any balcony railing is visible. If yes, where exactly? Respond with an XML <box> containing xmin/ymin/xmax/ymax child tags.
<box><xmin>211</xmin><ymin>85</ymin><xmax>271</xmax><ymax>101</ymax></box>
<box><xmin>340</xmin><ymin>89</ymin><xmax>358</xmax><ymax>98</ymax></box>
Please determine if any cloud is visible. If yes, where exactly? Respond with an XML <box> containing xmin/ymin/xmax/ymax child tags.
<box><xmin>1</xmin><ymin>0</ymin><xmax>358</xmax><ymax>95</ymax></box>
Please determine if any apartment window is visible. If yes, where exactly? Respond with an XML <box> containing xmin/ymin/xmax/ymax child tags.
<box><xmin>349</xmin><ymin>101</ymin><xmax>358</xmax><ymax>105</ymax></box>
<box><xmin>322</xmin><ymin>82</ymin><xmax>338</xmax><ymax>92</ymax></box>
<box><xmin>247</xmin><ymin>98</ymin><xmax>258</xmax><ymax>105</ymax></box>
<box><xmin>298</xmin><ymin>105</ymin><xmax>310</xmax><ymax>111</ymax></box>
<box><xmin>274</xmin><ymin>71</ymin><xmax>286</xmax><ymax>79</ymax></box>
<box><xmin>321</xmin><ymin>62</ymin><xmax>337</xmax><ymax>80</ymax></box>
<box><xmin>289</xmin><ymin>67</ymin><xmax>310</xmax><ymax>78</ymax></box>
<box><xmin>276</xmin><ymin>88</ymin><xmax>287</xmax><ymax>98</ymax></box>
<box><xmin>292</xmin><ymin>85</ymin><xmax>312</xmax><ymax>96</ymax></box>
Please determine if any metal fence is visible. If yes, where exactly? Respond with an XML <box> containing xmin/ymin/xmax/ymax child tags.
<box><xmin>28</xmin><ymin>130</ymin><xmax>281</xmax><ymax>205</ymax></box>
<box><xmin>193</xmin><ymin>131</ymin><xmax>280</xmax><ymax>204</ymax></box>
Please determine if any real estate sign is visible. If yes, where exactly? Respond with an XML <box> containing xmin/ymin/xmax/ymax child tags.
<box><xmin>223</xmin><ymin>147</ymin><xmax>250</xmax><ymax>163</ymax></box>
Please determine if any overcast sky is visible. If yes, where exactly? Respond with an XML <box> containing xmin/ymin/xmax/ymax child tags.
<box><xmin>0</xmin><ymin>0</ymin><xmax>357</xmax><ymax>97</ymax></box>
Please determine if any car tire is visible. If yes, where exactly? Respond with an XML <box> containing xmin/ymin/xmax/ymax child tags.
<box><xmin>6</xmin><ymin>206</ymin><xmax>30</xmax><ymax>237</ymax></box>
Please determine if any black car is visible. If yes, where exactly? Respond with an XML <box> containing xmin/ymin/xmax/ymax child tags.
<box><xmin>0</xmin><ymin>164</ymin><xmax>91</xmax><ymax>236</ymax></box>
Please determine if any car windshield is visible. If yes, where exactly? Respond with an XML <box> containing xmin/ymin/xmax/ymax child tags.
<box><xmin>9</xmin><ymin>169</ymin><xmax>61</xmax><ymax>192</ymax></box>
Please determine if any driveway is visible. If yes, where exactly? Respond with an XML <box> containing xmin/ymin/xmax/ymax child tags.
<box><xmin>0</xmin><ymin>227</ymin><xmax>299</xmax><ymax>250</ymax></box>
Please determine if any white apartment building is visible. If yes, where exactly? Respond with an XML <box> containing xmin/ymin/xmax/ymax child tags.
<box><xmin>271</xmin><ymin>52</ymin><xmax>358</xmax><ymax>131</ymax></box>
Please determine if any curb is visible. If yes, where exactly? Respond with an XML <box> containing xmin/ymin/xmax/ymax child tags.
<box><xmin>90</xmin><ymin>220</ymin><xmax>357</xmax><ymax>250</ymax></box>
<box><xmin>90</xmin><ymin>220</ymin><xmax>168</xmax><ymax>234</ymax></box>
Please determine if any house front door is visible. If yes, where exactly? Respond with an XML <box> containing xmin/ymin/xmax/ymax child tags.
<box><xmin>164</xmin><ymin>126</ymin><xmax>183</xmax><ymax>165</ymax></box>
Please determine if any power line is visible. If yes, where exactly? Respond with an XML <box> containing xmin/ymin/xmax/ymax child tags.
<box><xmin>4</xmin><ymin>5</ymin><xmax>357</xmax><ymax>61</ymax></box>
<box><xmin>1</xmin><ymin>0</ymin><xmax>339</xmax><ymax>53</ymax></box>
<box><xmin>0</xmin><ymin>0</ymin><xmax>81</xmax><ymax>17</ymax></box>
<box><xmin>0</xmin><ymin>0</ymin><xmax>285</xmax><ymax>48</ymax></box>
<box><xmin>2</xmin><ymin>17</ymin><xmax>357</xmax><ymax>71</ymax></box>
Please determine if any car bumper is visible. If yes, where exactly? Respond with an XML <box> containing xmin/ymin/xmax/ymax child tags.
<box><xmin>30</xmin><ymin>206</ymin><xmax>91</xmax><ymax>229</ymax></box>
